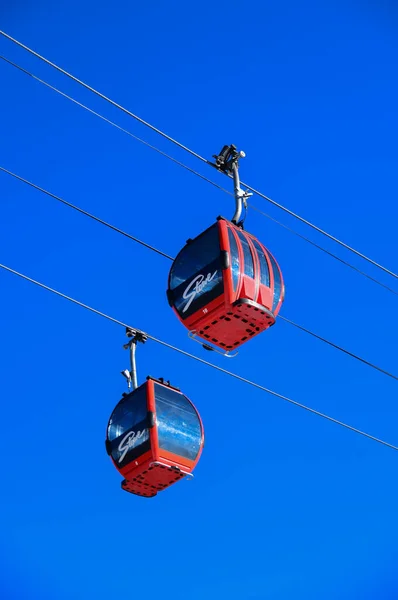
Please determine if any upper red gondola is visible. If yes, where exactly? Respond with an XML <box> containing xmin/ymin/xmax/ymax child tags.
<box><xmin>167</xmin><ymin>215</ymin><xmax>284</xmax><ymax>353</ymax></box>
<box><xmin>167</xmin><ymin>145</ymin><xmax>284</xmax><ymax>355</ymax></box>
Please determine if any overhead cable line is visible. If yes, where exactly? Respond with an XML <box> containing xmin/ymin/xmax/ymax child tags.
<box><xmin>238</xmin><ymin>179</ymin><xmax>398</xmax><ymax>281</ymax></box>
<box><xmin>1</xmin><ymin>55</ymin><xmax>397</xmax><ymax>298</ymax></box>
<box><xmin>249</xmin><ymin>204</ymin><xmax>398</xmax><ymax>297</ymax></box>
<box><xmin>0</xmin><ymin>56</ymin><xmax>232</xmax><ymax>201</ymax></box>
<box><xmin>1</xmin><ymin>259</ymin><xmax>397</xmax><ymax>452</ymax></box>
<box><xmin>2</xmin><ymin>165</ymin><xmax>397</xmax><ymax>383</ymax></box>
<box><xmin>0</xmin><ymin>31</ymin><xmax>208</xmax><ymax>165</ymax></box>
<box><xmin>1</xmin><ymin>29</ymin><xmax>397</xmax><ymax>282</ymax></box>
<box><xmin>0</xmin><ymin>166</ymin><xmax>174</xmax><ymax>261</ymax></box>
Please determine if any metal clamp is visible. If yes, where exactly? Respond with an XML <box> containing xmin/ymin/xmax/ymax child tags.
<box><xmin>211</xmin><ymin>144</ymin><xmax>252</xmax><ymax>225</ymax></box>
<box><xmin>121</xmin><ymin>327</ymin><xmax>148</xmax><ymax>390</ymax></box>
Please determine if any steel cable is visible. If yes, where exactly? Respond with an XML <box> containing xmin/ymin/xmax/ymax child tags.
<box><xmin>1</xmin><ymin>54</ymin><xmax>396</xmax><ymax>297</ymax></box>
<box><xmin>1</xmin><ymin>29</ymin><xmax>397</xmax><ymax>281</ymax></box>
<box><xmin>1</xmin><ymin>165</ymin><xmax>397</xmax><ymax>383</ymax></box>
<box><xmin>1</xmin><ymin>260</ymin><xmax>397</xmax><ymax>452</ymax></box>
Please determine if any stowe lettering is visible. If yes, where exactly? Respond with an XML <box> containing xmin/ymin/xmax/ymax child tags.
<box><xmin>118</xmin><ymin>429</ymin><xmax>148</xmax><ymax>463</ymax></box>
<box><xmin>182</xmin><ymin>271</ymin><xmax>218</xmax><ymax>313</ymax></box>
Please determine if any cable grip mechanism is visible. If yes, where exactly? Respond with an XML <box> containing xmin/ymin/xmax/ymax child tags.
<box><xmin>121</xmin><ymin>327</ymin><xmax>148</xmax><ymax>390</ymax></box>
<box><xmin>212</xmin><ymin>144</ymin><xmax>252</xmax><ymax>226</ymax></box>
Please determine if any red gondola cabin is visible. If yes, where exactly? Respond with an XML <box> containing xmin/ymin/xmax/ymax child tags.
<box><xmin>167</xmin><ymin>216</ymin><xmax>284</xmax><ymax>354</ymax></box>
<box><xmin>105</xmin><ymin>376</ymin><xmax>204</xmax><ymax>498</ymax></box>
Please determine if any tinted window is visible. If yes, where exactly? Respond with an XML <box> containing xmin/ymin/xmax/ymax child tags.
<box><xmin>268</xmin><ymin>252</ymin><xmax>282</xmax><ymax>312</ymax></box>
<box><xmin>252</xmin><ymin>240</ymin><xmax>270</xmax><ymax>287</ymax></box>
<box><xmin>236</xmin><ymin>230</ymin><xmax>254</xmax><ymax>278</ymax></box>
<box><xmin>107</xmin><ymin>385</ymin><xmax>150</xmax><ymax>467</ymax></box>
<box><xmin>169</xmin><ymin>225</ymin><xmax>223</xmax><ymax>319</ymax></box>
<box><xmin>155</xmin><ymin>383</ymin><xmax>202</xmax><ymax>462</ymax></box>
<box><xmin>228</xmin><ymin>228</ymin><xmax>240</xmax><ymax>292</ymax></box>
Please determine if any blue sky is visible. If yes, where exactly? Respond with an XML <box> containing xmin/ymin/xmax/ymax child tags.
<box><xmin>1</xmin><ymin>1</ymin><xmax>398</xmax><ymax>598</ymax></box>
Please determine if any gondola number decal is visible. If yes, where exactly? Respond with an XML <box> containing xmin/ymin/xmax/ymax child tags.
<box><xmin>118</xmin><ymin>429</ymin><xmax>148</xmax><ymax>463</ymax></box>
<box><xmin>182</xmin><ymin>271</ymin><xmax>218</xmax><ymax>313</ymax></box>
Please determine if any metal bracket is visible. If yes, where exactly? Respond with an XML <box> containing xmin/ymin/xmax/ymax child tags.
<box><xmin>211</xmin><ymin>144</ymin><xmax>252</xmax><ymax>225</ymax></box>
<box><xmin>188</xmin><ymin>330</ymin><xmax>238</xmax><ymax>358</ymax></box>
<box><xmin>124</xmin><ymin>327</ymin><xmax>148</xmax><ymax>344</ymax></box>
<box><xmin>212</xmin><ymin>144</ymin><xmax>240</xmax><ymax>174</ymax></box>
<box><xmin>121</xmin><ymin>327</ymin><xmax>148</xmax><ymax>390</ymax></box>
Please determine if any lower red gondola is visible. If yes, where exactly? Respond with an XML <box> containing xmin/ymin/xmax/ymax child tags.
<box><xmin>105</xmin><ymin>376</ymin><xmax>204</xmax><ymax>498</ymax></box>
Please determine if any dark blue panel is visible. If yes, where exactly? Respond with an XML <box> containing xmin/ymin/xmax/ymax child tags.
<box><xmin>154</xmin><ymin>384</ymin><xmax>202</xmax><ymax>462</ymax></box>
<box><xmin>107</xmin><ymin>386</ymin><xmax>150</xmax><ymax>467</ymax></box>
<box><xmin>109</xmin><ymin>421</ymin><xmax>150</xmax><ymax>468</ymax></box>
<box><xmin>169</xmin><ymin>224</ymin><xmax>223</xmax><ymax>319</ymax></box>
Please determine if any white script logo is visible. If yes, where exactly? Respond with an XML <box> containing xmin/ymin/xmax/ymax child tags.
<box><xmin>182</xmin><ymin>271</ymin><xmax>218</xmax><ymax>313</ymax></box>
<box><xmin>118</xmin><ymin>429</ymin><xmax>148</xmax><ymax>463</ymax></box>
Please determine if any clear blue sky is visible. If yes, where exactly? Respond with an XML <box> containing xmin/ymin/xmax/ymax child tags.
<box><xmin>1</xmin><ymin>1</ymin><xmax>398</xmax><ymax>598</ymax></box>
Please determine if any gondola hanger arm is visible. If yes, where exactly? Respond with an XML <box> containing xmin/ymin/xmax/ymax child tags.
<box><xmin>121</xmin><ymin>327</ymin><xmax>147</xmax><ymax>390</ymax></box>
<box><xmin>211</xmin><ymin>144</ymin><xmax>252</xmax><ymax>226</ymax></box>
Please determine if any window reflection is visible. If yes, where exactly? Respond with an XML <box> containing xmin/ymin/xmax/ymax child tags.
<box><xmin>169</xmin><ymin>225</ymin><xmax>223</xmax><ymax>319</ymax></box>
<box><xmin>236</xmin><ymin>230</ymin><xmax>254</xmax><ymax>278</ymax></box>
<box><xmin>268</xmin><ymin>251</ymin><xmax>282</xmax><ymax>312</ymax></box>
<box><xmin>108</xmin><ymin>387</ymin><xmax>147</xmax><ymax>441</ymax></box>
<box><xmin>107</xmin><ymin>386</ymin><xmax>149</xmax><ymax>464</ymax></box>
<box><xmin>155</xmin><ymin>384</ymin><xmax>202</xmax><ymax>461</ymax></box>
<box><xmin>228</xmin><ymin>228</ymin><xmax>240</xmax><ymax>292</ymax></box>
<box><xmin>252</xmin><ymin>239</ymin><xmax>270</xmax><ymax>287</ymax></box>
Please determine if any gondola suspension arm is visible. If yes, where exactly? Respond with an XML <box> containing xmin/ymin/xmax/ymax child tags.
<box><xmin>121</xmin><ymin>327</ymin><xmax>147</xmax><ymax>389</ymax></box>
<box><xmin>212</xmin><ymin>144</ymin><xmax>252</xmax><ymax>225</ymax></box>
